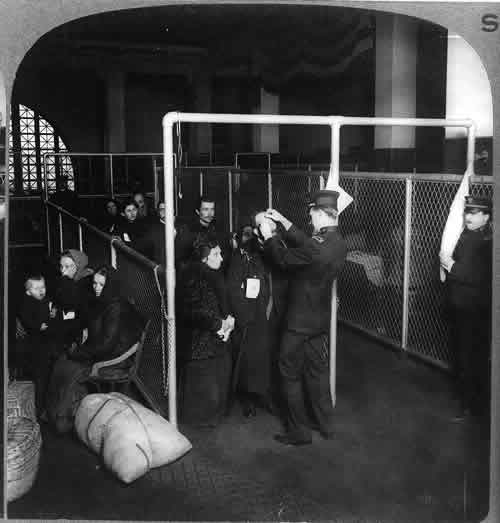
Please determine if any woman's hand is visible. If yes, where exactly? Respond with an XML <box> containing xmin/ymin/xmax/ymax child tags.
<box><xmin>81</xmin><ymin>328</ymin><xmax>88</xmax><ymax>344</ymax></box>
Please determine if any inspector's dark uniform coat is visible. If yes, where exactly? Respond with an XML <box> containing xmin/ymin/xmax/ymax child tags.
<box><xmin>447</xmin><ymin>223</ymin><xmax>492</xmax><ymax>414</ymax></box>
<box><xmin>265</xmin><ymin>222</ymin><xmax>347</xmax><ymax>440</ymax></box>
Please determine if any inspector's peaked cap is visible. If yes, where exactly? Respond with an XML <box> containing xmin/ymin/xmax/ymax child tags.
<box><xmin>464</xmin><ymin>195</ymin><xmax>492</xmax><ymax>212</ymax></box>
<box><xmin>308</xmin><ymin>190</ymin><xmax>339</xmax><ymax>211</ymax></box>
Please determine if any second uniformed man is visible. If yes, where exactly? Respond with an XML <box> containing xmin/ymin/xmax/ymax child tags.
<box><xmin>259</xmin><ymin>189</ymin><xmax>347</xmax><ymax>445</ymax></box>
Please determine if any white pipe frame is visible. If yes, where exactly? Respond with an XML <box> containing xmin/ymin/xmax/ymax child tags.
<box><xmin>162</xmin><ymin>112</ymin><xmax>476</xmax><ymax>416</ymax></box>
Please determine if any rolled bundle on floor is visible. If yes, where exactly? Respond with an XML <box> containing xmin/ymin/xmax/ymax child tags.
<box><xmin>7</xmin><ymin>417</ymin><xmax>42</xmax><ymax>502</ymax></box>
<box><xmin>75</xmin><ymin>392</ymin><xmax>192</xmax><ymax>483</ymax></box>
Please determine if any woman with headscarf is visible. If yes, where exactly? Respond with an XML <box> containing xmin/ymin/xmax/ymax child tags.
<box><xmin>178</xmin><ymin>238</ymin><xmax>234</xmax><ymax>427</ymax></box>
<box><xmin>53</xmin><ymin>249</ymin><xmax>94</xmax><ymax>351</ymax></box>
<box><xmin>67</xmin><ymin>265</ymin><xmax>145</xmax><ymax>365</ymax></box>
<box><xmin>46</xmin><ymin>265</ymin><xmax>144</xmax><ymax>433</ymax></box>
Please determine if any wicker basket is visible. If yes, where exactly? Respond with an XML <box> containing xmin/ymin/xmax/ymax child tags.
<box><xmin>7</xmin><ymin>417</ymin><xmax>42</xmax><ymax>503</ymax></box>
<box><xmin>7</xmin><ymin>381</ymin><xmax>36</xmax><ymax>422</ymax></box>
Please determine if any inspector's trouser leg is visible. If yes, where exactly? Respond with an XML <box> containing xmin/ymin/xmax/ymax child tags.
<box><xmin>279</xmin><ymin>330</ymin><xmax>311</xmax><ymax>440</ymax></box>
<box><xmin>304</xmin><ymin>333</ymin><xmax>335</xmax><ymax>434</ymax></box>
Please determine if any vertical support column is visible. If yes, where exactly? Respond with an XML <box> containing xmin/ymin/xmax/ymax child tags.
<box><xmin>163</xmin><ymin>117</ymin><xmax>177</xmax><ymax>427</ymax></box>
<box><xmin>252</xmin><ymin>87</ymin><xmax>280</xmax><ymax>153</ymax></box>
<box><xmin>199</xmin><ymin>171</ymin><xmax>204</xmax><ymax>197</ymax></box>
<box><xmin>105</xmin><ymin>71</ymin><xmax>126</xmax><ymax>153</ymax></box>
<box><xmin>374</xmin><ymin>14</ymin><xmax>418</xmax><ymax>170</ymax></box>
<box><xmin>188</xmin><ymin>71</ymin><xmax>213</xmax><ymax>162</ymax></box>
<box><xmin>401</xmin><ymin>177</ymin><xmax>413</xmax><ymax>350</ymax></box>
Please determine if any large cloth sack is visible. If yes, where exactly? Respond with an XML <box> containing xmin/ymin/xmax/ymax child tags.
<box><xmin>75</xmin><ymin>393</ymin><xmax>192</xmax><ymax>483</ymax></box>
<box><xmin>439</xmin><ymin>170</ymin><xmax>470</xmax><ymax>282</ymax></box>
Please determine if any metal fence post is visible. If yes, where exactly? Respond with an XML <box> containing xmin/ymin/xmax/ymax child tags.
<box><xmin>267</xmin><ymin>170</ymin><xmax>273</xmax><ymax>209</ymax></box>
<box><xmin>109</xmin><ymin>154</ymin><xmax>114</xmax><ymax>198</ymax></box>
<box><xmin>153</xmin><ymin>156</ymin><xmax>159</xmax><ymax>208</ymax></box>
<box><xmin>228</xmin><ymin>170</ymin><xmax>233</xmax><ymax>233</ymax></box>
<box><xmin>78</xmin><ymin>222</ymin><xmax>83</xmax><ymax>252</ymax></box>
<box><xmin>401</xmin><ymin>177</ymin><xmax>413</xmax><ymax>350</ymax></box>
<box><xmin>58</xmin><ymin>212</ymin><xmax>63</xmax><ymax>252</ymax></box>
<box><xmin>110</xmin><ymin>239</ymin><xmax>117</xmax><ymax>269</ymax></box>
<box><xmin>43</xmin><ymin>154</ymin><xmax>51</xmax><ymax>255</ymax></box>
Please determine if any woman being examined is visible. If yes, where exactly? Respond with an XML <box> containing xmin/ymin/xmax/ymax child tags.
<box><xmin>46</xmin><ymin>265</ymin><xmax>144</xmax><ymax>433</ymax></box>
<box><xmin>178</xmin><ymin>239</ymin><xmax>235</xmax><ymax>427</ymax></box>
<box><xmin>227</xmin><ymin>223</ymin><xmax>273</xmax><ymax>417</ymax></box>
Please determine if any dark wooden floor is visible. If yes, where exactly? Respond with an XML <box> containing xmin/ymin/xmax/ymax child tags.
<box><xmin>8</xmin><ymin>327</ymin><xmax>491</xmax><ymax>521</ymax></box>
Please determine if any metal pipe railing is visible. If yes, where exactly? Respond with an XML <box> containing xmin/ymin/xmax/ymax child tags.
<box><xmin>162</xmin><ymin>111</ymin><xmax>478</xmax><ymax>410</ymax></box>
<box><xmin>401</xmin><ymin>178</ymin><xmax>413</xmax><ymax>350</ymax></box>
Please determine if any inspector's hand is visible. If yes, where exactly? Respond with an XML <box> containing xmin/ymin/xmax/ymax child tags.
<box><xmin>265</xmin><ymin>209</ymin><xmax>292</xmax><ymax>231</ymax></box>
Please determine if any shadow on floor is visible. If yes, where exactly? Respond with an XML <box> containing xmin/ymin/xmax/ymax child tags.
<box><xmin>8</xmin><ymin>327</ymin><xmax>490</xmax><ymax>521</ymax></box>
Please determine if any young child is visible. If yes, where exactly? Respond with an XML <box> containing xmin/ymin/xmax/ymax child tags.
<box><xmin>18</xmin><ymin>274</ymin><xmax>54</xmax><ymax>336</ymax></box>
<box><xmin>17</xmin><ymin>274</ymin><xmax>56</xmax><ymax>416</ymax></box>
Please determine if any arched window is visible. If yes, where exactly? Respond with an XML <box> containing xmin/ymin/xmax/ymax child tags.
<box><xmin>9</xmin><ymin>104</ymin><xmax>74</xmax><ymax>194</ymax></box>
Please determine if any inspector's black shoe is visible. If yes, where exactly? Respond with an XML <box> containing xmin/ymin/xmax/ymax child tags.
<box><xmin>273</xmin><ymin>433</ymin><xmax>312</xmax><ymax>446</ymax></box>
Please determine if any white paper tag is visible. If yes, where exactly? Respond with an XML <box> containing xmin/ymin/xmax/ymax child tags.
<box><xmin>245</xmin><ymin>278</ymin><xmax>260</xmax><ymax>299</ymax></box>
<box><xmin>123</xmin><ymin>233</ymin><xmax>131</xmax><ymax>242</ymax></box>
<box><xmin>63</xmin><ymin>310</ymin><xmax>75</xmax><ymax>320</ymax></box>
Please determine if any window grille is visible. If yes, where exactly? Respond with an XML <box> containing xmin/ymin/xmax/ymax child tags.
<box><xmin>8</xmin><ymin>104</ymin><xmax>74</xmax><ymax>194</ymax></box>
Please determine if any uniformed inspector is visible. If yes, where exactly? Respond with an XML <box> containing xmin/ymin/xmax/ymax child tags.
<box><xmin>440</xmin><ymin>195</ymin><xmax>492</xmax><ymax>419</ymax></box>
<box><xmin>259</xmin><ymin>189</ymin><xmax>347</xmax><ymax>445</ymax></box>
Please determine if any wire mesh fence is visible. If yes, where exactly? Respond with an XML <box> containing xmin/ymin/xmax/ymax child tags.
<box><xmin>41</xmin><ymin>165</ymin><xmax>493</xmax><ymax>377</ymax></box>
<box><xmin>46</xmin><ymin>202</ymin><xmax>170</xmax><ymax>418</ymax></box>
<box><xmin>338</xmin><ymin>173</ymin><xmax>493</xmax><ymax>370</ymax></box>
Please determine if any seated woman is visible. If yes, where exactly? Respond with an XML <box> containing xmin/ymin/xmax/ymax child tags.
<box><xmin>178</xmin><ymin>239</ymin><xmax>234</xmax><ymax>428</ymax></box>
<box><xmin>68</xmin><ymin>265</ymin><xmax>145</xmax><ymax>366</ymax></box>
<box><xmin>98</xmin><ymin>198</ymin><xmax>121</xmax><ymax>234</ymax></box>
<box><xmin>46</xmin><ymin>265</ymin><xmax>145</xmax><ymax>433</ymax></box>
<box><xmin>114</xmin><ymin>199</ymin><xmax>148</xmax><ymax>249</ymax></box>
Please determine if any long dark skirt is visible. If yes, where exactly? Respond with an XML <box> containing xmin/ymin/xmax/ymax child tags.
<box><xmin>181</xmin><ymin>348</ymin><xmax>232</xmax><ymax>427</ymax></box>
<box><xmin>46</xmin><ymin>354</ymin><xmax>90</xmax><ymax>433</ymax></box>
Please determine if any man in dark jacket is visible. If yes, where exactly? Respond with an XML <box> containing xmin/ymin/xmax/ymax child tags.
<box><xmin>135</xmin><ymin>201</ymin><xmax>193</xmax><ymax>270</ymax></box>
<box><xmin>441</xmin><ymin>195</ymin><xmax>492</xmax><ymax>419</ymax></box>
<box><xmin>260</xmin><ymin>190</ymin><xmax>347</xmax><ymax>445</ymax></box>
<box><xmin>177</xmin><ymin>195</ymin><xmax>231</xmax><ymax>269</ymax></box>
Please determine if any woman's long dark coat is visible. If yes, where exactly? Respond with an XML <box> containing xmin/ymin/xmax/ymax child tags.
<box><xmin>178</xmin><ymin>261</ymin><xmax>231</xmax><ymax>426</ymax></box>
<box><xmin>227</xmin><ymin>246</ymin><xmax>271</xmax><ymax>396</ymax></box>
